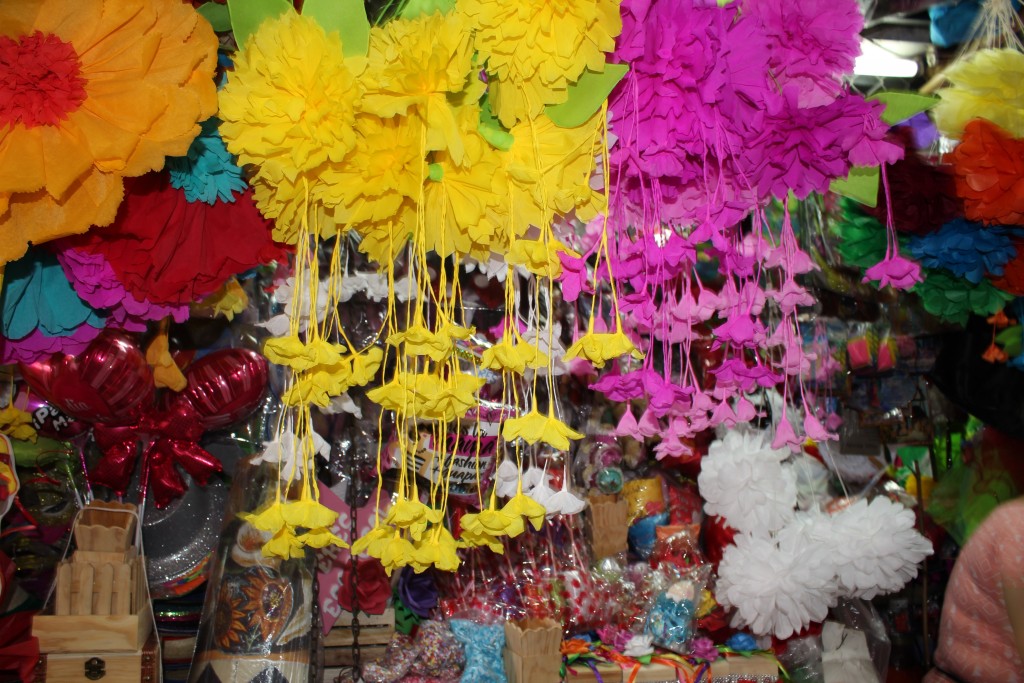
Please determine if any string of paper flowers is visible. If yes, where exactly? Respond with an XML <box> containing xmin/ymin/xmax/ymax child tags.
<box><xmin>219</xmin><ymin>0</ymin><xmax>637</xmax><ymax>569</ymax></box>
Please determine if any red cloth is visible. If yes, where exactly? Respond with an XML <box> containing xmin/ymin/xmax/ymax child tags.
<box><xmin>66</xmin><ymin>173</ymin><xmax>288</xmax><ymax>306</ymax></box>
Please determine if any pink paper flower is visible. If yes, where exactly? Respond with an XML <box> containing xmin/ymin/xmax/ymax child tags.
<box><xmin>862</xmin><ymin>253</ymin><xmax>922</xmax><ymax>291</ymax></box>
<box><xmin>557</xmin><ymin>250</ymin><xmax>593</xmax><ymax>303</ymax></box>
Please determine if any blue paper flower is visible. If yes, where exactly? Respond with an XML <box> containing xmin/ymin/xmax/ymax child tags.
<box><xmin>167</xmin><ymin>118</ymin><xmax>247</xmax><ymax>204</ymax></box>
<box><xmin>906</xmin><ymin>219</ymin><xmax>1017</xmax><ymax>284</ymax></box>
<box><xmin>726</xmin><ymin>632</ymin><xmax>757</xmax><ymax>652</ymax></box>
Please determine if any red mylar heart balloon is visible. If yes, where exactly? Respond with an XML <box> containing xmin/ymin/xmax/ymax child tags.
<box><xmin>178</xmin><ymin>348</ymin><xmax>268</xmax><ymax>430</ymax></box>
<box><xmin>19</xmin><ymin>331</ymin><xmax>153</xmax><ymax>425</ymax></box>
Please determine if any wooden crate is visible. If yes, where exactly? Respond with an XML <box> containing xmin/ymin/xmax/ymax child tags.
<box><xmin>323</xmin><ymin>609</ymin><xmax>395</xmax><ymax>669</ymax></box>
<box><xmin>34</xmin><ymin>502</ymin><xmax>153</xmax><ymax>654</ymax></box>
<box><xmin>34</xmin><ymin>633</ymin><xmax>159</xmax><ymax>683</ymax></box>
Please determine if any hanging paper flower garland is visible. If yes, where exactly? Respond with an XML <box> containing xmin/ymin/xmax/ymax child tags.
<box><xmin>0</xmin><ymin>0</ymin><xmax>218</xmax><ymax>264</ymax></box>
<box><xmin>217</xmin><ymin>0</ymin><xmax>633</xmax><ymax>568</ymax></box>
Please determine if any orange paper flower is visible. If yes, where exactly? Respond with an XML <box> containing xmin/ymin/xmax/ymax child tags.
<box><xmin>947</xmin><ymin>119</ymin><xmax>1024</xmax><ymax>226</ymax></box>
<box><xmin>0</xmin><ymin>0</ymin><xmax>218</xmax><ymax>264</ymax></box>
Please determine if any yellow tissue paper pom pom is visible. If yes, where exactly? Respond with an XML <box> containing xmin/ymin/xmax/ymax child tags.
<box><xmin>934</xmin><ymin>48</ymin><xmax>1024</xmax><ymax>139</ymax></box>
<box><xmin>218</xmin><ymin>12</ymin><xmax>367</xmax><ymax>242</ymax></box>
<box><xmin>463</xmin><ymin>0</ymin><xmax>622</xmax><ymax>126</ymax></box>
<box><xmin>363</xmin><ymin>11</ymin><xmax>479</xmax><ymax>165</ymax></box>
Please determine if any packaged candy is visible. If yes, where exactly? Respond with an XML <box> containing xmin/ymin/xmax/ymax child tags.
<box><xmin>644</xmin><ymin>567</ymin><xmax>709</xmax><ymax>654</ymax></box>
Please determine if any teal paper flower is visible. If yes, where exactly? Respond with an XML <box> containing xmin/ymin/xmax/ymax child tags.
<box><xmin>167</xmin><ymin>118</ymin><xmax>247</xmax><ymax>204</ymax></box>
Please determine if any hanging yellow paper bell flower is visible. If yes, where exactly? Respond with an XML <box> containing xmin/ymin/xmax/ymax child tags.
<box><xmin>564</xmin><ymin>328</ymin><xmax>644</xmax><ymax>368</ymax></box>
<box><xmin>502</xmin><ymin>407</ymin><xmax>583</xmax><ymax>451</ymax></box>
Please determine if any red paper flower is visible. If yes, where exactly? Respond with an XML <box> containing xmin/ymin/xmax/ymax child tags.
<box><xmin>864</xmin><ymin>134</ymin><xmax>959</xmax><ymax>235</ymax></box>
<box><xmin>947</xmin><ymin>118</ymin><xmax>1024</xmax><ymax>226</ymax></box>
<box><xmin>992</xmin><ymin>239</ymin><xmax>1024</xmax><ymax>295</ymax></box>
<box><xmin>338</xmin><ymin>557</ymin><xmax>391</xmax><ymax>615</ymax></box>
<box><xmin>65</xmin><ymin>173</ymin><xmax>288</xmax><ymax>306</ymax></box>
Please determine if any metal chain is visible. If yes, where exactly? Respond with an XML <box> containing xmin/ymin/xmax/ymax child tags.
<box><xmin>349</xmin><ymin>479</ymin><xmax>362</xmax><ymax>678</ymax></box>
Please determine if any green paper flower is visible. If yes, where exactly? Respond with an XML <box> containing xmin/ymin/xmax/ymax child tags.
<box><xmin>913</xmin><ymin>269</ymin><xmax>1013</xmax><ymax>325</ymax></box>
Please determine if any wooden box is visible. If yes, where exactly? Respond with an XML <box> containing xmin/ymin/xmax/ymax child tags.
<box><xmin>34</xmin><ymin>502</ymin><xmax>153</xmax><ymax>655</ymax></box>
<box><xmin>562</xmin><ymin>661</ymin><xmax>691</xmax><ymax>683</ymax></box>
<box><xmin>323</xmin><ymin>608</ymin><xmax>394</xmax><ymax>667</ymax></box>
<box><xmin>710</xmin><ymin>653</ymin><xmax>780</xmax><ymax>682</ymax></box>
<box><xmin>34</xmin><ymin>633</ymin><xmax>159</xmax><ymax>683</ymax></box>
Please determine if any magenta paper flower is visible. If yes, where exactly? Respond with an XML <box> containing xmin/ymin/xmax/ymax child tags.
<box><xmin>615</xmin><ymin>406</ymin><xmax>642</xmax><ymax>439</ymax></box>
<box><xmin>713</xmin><ymin>313</ymin><xmax>766</xmax><ymax>348</ymax></box>
<box><xmin>804</xmin><ymin>411</ymin><xmax>837</xmax><ymax>442</ymax></box>
<box><xmin>771</xmin><ymin>413</ymin><xmax>804</xmax><ymax>453</ymax></box>
<box><xmin>557</xmin><ymin>250</ymin><xmax>593</xmax><ymax>303</ymax></box>
<box><xmin>591</xmin><ymin>368</ymin><xmax>647</xmax><ymax>401</ymax></box>
<box><xmin>862</xmin><ymin>253</ymin><xmax>922</xmax><ymax>291</ymax></box>
<box><xmin>0</xmin><ymin>324</ymin><xmax>102</xmax><ymax>365</ymax></box>
<box><xmin>637</xmin><ymin>407</ymin><xmax>663</xmax><ymax>438</ymax></box>
<box><xmin>773</xmin><ymin>277</ymin><xmax>816</xmax><ymax>314</ymax></box>
<box><xmin>743</xmin><ymin>0</ymin><xmax>863</xmax><ymax>107</ymax></box>
<box><xmin>643</xmin><ymin>369</ymin><xmax>693</xmax><ymax>417</ymax></box>
<box><xmin>56</xmin><ymin>245</ymin><xmax>188</xmax><ymax>331</ymax></box>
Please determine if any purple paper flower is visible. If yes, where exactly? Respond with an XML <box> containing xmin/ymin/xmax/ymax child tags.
<box><xmin>690</xmin><ymin>636</ymin><xmax>720</xmax><ymax>662</ymax></box>
<box><xmin>862</xmin><ymin>253</ymin><xmax>923</xmax><ymax>291</ymax></box>
<box><xmin>55</xmin><ymin>245</ymin><xmax>188</xmax><ymax>331</ymax></box>
<box><xmin>591</xmin><ymin>368</ymin><xmax>648</xmax><ymax>401</ymax></box>
<box><xmin>398</xmin><ymin>566</ymin><xmax>438</xmax><ymax>619</ymax></box>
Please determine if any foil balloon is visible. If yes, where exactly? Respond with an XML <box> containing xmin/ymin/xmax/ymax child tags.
<box><xmin>19</xmin><ymin>330</ymin><xmax>153</xmax><ymax>425</ymax></box>
<box><xmin>14</xmin><ymin>386</ymin><xmax>89</xmax><ymax>439</ymax></box>
<box><xmin>178</xmin><ymin>348</ymin><xmax>269</xmax><ymax>430</ymax></box>
<box><xmin>92</xmin><ymin>347</ymin><xmax>269</xmax><ymax>508</ymax></box>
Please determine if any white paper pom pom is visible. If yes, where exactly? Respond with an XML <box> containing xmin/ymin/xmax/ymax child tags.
<box><xmin>827</xmin><ymin>497</ymin><xmax>934</xmax><ymax>599</ymax></box>
<box><xmin>717</xmin><ymin>532</ymin><xmax>838</xmax><ymax>639</ymax></box>
<box><xmin>698</xmin><ymin>430</ymin><xmax>797</xmax><ymax>536</ymax></box>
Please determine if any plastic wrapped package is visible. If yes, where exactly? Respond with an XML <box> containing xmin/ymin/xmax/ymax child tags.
<box><xmin>824</xmin><ymin>598</ymin><xmax>890</xmax><ymax>682</ymax></box>
<box><xmin>644</xmin><ymin>565</ymin><xmax>710</xmax><ymax>654</ymax></box>
<box><xmin>188</xmin><ymin>458</ymin><xmax>317</xmax><ymax>683</ymax></box>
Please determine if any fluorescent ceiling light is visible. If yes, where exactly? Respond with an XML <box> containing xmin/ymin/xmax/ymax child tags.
<box><xmin>854</xmin><ymin>40</ymin><xmax>919</xmax><ymax>78</ymax></box>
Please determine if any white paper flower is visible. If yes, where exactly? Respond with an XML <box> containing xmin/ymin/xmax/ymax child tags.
<box><xmin>546</xmin><ymin>484</ymin><xmax>587</xmax><ymax>518</ymax></box>
<box><xmin>251</xmin><ymin>428</ymin><xmax>331</xmax><ymax>481</ymax></box>
<box><xmin>698</xmin><ymin>429</ymin><xmax>797</xmax><ymax>536</ymax></box>
<box><xmin>520</xmin><ymin>465</ymin><xmax>546</xmax><ymax>491</ymax></box>
<box><xmin>494</xmin><ymin>459</ymin><xmax>521</xmax><ymax>499</ymax></box>
<box><xmin>622</xmin><ymin>634</ymin><xmax>655</xmax><ymax>657</ymax></box>
<box><xmin>529</xmin><ymin>478</ymin><xmax>558</xmax><ymax>510</ymax></box>
<box><xmin>717</xmin><ymin>532</ymin><xmax>838</xmax><ymax>639</ymax></box>
<box><xmin>464</xmin><ymin>254</ymin><xmax>509</xmax><ymax>282</ymax></box>
<box><xmin>321</xmin><ymin>393</ymin><xmax>362</xmax><ymax>418</ymax></box>
<box><xmin>825</xmin><ymin>497</ymin><xmax>934</xmax><ymax>600</ymax></box>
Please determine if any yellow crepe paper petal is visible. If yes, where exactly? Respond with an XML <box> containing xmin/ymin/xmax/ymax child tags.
<box><xmin>280</xmin><ymin>498</ymin><xmax>338</xmax><ymax>530</ymax></box>
<box><xmin>387</xmin><ymin>322</ymin><xmax>451</xmax><ymax>361</ymax></box>
<box><xmin>503</xmin><ymin>493</ymin><xmax>547</xmax><ymax>532</ymax></box>
<box><xmin>411</xmin><ymin>526</ymin><xmax>461</xmax><ymax>572</ymax></box>
<box><xmin>506</xmin><ymin>239</ymin><xmax>578</xmax><ymax>278</ymax></box>
<box><xmin>420</xmin><ymin>372</ymin><xmax>484</xmax><ymax>421</ymax></box>
<box><xmin>352</xmin><ymin>524</ymin><xmax>393</xmax><ymax>557</ymax></box>
<box><xmin>242</xmin><ymin>500</ymin><xmax>287</xmax><ymax>534</ymax></box>
<box><xmin>263</xmin><ymin>526</ymin><xmax>307</xmax><ymax>559</ymax></box>
<box><xmin>194</xmin><ymin>278</ymin><xmax>249</xmax><ymax>321</ymax></box>
<box><xmin>145</xmin><ymin>327</ymin><xmax>187</xmax><ymax>391</ymax></box>
<box><xmin>563</xmin><ymin>330</ymin><xmax>644</xmax><ymax>368</ymax></box>
<box><xmin>501</xmin><ymin>407</ymin><xmax>583</xmax><ymax>451</ymax></box>
<box><xmin>297</xmin><ymin>527</ymin><xmax>349</xmax><ymax>549</ymax></box>
<box><xmin>0</xmin><ymin>404</ymin><xmax>37</xmax><ymax>443</ymax></box>
<box><xmin>264</xmin><ymin>335</ymin><xmax>347</xmax><ymax>372</ymax></box>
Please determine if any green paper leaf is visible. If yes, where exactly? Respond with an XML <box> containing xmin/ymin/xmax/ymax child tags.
<box><xmin>546</xmin><ymin>64</ymin><xmax>629</xmax><ymax>128</ymax></box>
<box><xmin>830</xmin><ymin>166</ymin><xmax>880</xmax><ymax>207</ymax></box>
<box><xmin>399</xmin><ymin>0</ymin><xmax>456</xmax><ymax>18</ymax></box>
<box><xmin>869</xmin><ymin>91</ymin><xmax>939</xmax><ymax>126</ymax></box>
<box><xmin>196</xmin><ymin>2</ymin><xmax>231</xmax><ymax>32</ymax></box>
<box><xmin>478</xmin><ymin>98</ymin><xmax>514</xmax><ymax>150</ymax></box>
<box><xmin>227</xmin><ymin>0</ymin><xmax>292</xmax><ymax>46</ymax></box>
<box><xmin>303</xmin><ymin>0</ymin><xmax>370</xmax><ymax>57</ymax></box>
<box><xmin>996</xmin><ymin>325</ymin><xmax>1022</xmax><ymax>357</ymax></box>
<box><xmin>898</xmin><ymin>445</ymin><xmax>929</xmax><ymax>465</ymax></box>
